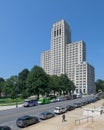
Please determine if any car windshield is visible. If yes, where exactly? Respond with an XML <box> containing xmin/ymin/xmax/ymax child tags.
<box><xmin>24</xmin><ymin>101</ymin><xmax>29</xmax><ymax>103</ymax></box>
<box><xmin>55</xmin><ymin>107</ymin><xmax>60</xmax><ymax>110</ymax></box>
<box><xmin>41</xmin><ymin>112</ymin><xmax>49</xmax><ymax>115</ymax></box>
<box><xmin>73</xmin><ymin>103</ymin><xmax>77</xmax><ymax>105</ymax></box>
<box><xmin>19</xmin><ymin>116</ymin><xmax>30</xmax><ymax>120</ymax></box>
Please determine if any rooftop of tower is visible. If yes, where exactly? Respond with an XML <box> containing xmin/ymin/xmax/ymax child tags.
<box><xmin>53</xmin><ymin>19</ymin><xmax>70</xmax><ymax>28</ymax></box>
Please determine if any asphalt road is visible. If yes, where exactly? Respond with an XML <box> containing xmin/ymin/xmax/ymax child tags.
<box><xmin>0</xmin><ymin>96</ymin><xmax>93</xmax><ymax>130</ymax></box>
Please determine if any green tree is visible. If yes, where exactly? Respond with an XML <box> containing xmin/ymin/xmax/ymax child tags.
<box><xmin>26</xmin><ymin>66</ymin><xmax>49</xmax><ymax>99</ymax></box>
<box><xmin>0</xmin><ymin>77</ymin><xmax>5</xmax><ymax>97</ymax></box>
<box><xmin>48</xmin><ymin>75</ymin><xmax>60</xmax><ymax>95</ymax></box>
<box><xmin>18</xmin><ymin>68</ymin><xmax>29</xmax><ymax>98</ymax></box>
<box><xmin>3</xmin><ymin>75</ymin><xmax>18</xmax><ymax>99</ymax></box>
<box><xmin>59</xmin><ymin>74</ymin><xmax>76</xmax><ymax>95</ymax></box>
<box><xmin>95</xmin><ymin>79</ymin><xmax>104</xmax><ymax>92</ymax></box>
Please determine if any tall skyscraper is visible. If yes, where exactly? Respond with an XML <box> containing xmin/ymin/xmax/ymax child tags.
<box><xmin>41</xmin><ymin>19</ymin><xmax>95</xmax><ymax>94</ymax></box>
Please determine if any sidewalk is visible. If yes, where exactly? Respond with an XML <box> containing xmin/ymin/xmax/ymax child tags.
<box><xmin>23</xmin><ymin>99</ymin><xmax>104</xmax><ymax>130</ymax></box>
<box><xmin>0</xmin><ymin>104</ymin><xmax>22</xmax><ymax>111</ymax></box>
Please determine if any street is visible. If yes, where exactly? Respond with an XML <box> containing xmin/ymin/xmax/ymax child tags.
<box><xmin>0</xmin><ymin>96</ymin><xmax>93</xmax><ymax>130</ymax></box>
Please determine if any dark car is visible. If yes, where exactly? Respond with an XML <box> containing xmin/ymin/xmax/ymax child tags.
<box><xmin>72</xmin><ymin>102</ymin><xmax>82</xmax><ymax>108</ymax></box>
<box><xmin>87</xmin><ymin>98</ymin><xmax>95</xmax><ymax>103</ymax></box>
<box><xmin>23</xmin><ymin>99</ymin><xmax>38</xmax><ymax>107</ymax></box>
<box><xmin>0</xmin><ymin>126</ymin><xmax>11</xmax><ymax>130</ymax></box>
<box><xmin>66</xmin><ymin>105</ymin><xmax>75</xmax><ymax>111</ymax></box>
<box><xmin>39</xmin><ymin>111</ymin><xmax>55</xmax><ymax>120</ymax></box>
<box><xmin>16</xmin><ymin>115</ymin><xmax>39</xmax><ymax>128</ymax></box>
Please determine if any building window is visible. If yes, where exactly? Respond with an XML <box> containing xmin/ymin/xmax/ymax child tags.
<box><xmin>83</xmin><ymin>89</ymin><xmax>86</xmax><ymax>93</ymax></box>
<box><xmin>76</xmin><ymin>89</ymin><xmax>78</xmax><ymax>93</ymax></box>
<box><xmin>57</xmin><ymin>30</ymin><xmax>58</xmax><ymax>36</ymax></box>
<box><xmin>59</xmin><ymin>28</ymin><xmax>61</xmax><ymax>35</ymax></box>
<box><xmin>54</xmin><ymin>31</ymin><xmax>56</xmax><ymax>37</ymax></box>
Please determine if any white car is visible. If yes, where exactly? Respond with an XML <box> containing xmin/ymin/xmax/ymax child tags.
<box><xmin>56</xmin><ymin>96</ymin><xmax>65</xmax><ymax>102</ymax></box>
<box><xmin>54</xmin><ymin>106</ymin><xmax>67</xmax><ymax>114</ymax></box>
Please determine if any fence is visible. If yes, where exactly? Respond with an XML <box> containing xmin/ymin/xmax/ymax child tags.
<box><xmin>75</xmin><ymin>116</ymin><xmax>93</xmax><ymax>125</ymax></box>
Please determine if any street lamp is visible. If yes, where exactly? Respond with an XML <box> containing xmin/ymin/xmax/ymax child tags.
<box><xmin>16</xmin><ymin>97</ymin><xmax>18</xmax><ymax>108</ymax></box>
<box><xmin>15</xmin><ymin>87</ymin><xmax>18</xmax><ymax>108</ymax></box>
<box><xmin>101</xmin><ymin>106</ymin><xmax>103</xmax><ymax>115</ymax></box>
<box><xmin>93</xmin><ymin>94</ymin><xmax>95</xmax><ymax>109</ymax></box>
<box><xmin>14</xmin><ymin>82</ymin><xmax>18</xmax><ymax>108</ymax></box>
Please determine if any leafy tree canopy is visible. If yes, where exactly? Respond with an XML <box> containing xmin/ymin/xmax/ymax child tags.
<box><xmin>26</xmin><ymin>66</ymin><xmax>49</xmax><ymax>98</ymax></box>
<box><xmin>95</xmin><ymin>79</ymin><xmax>104</xmax><ymax>92</ymax></box>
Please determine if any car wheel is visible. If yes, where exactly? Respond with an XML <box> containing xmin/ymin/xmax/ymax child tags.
<box><xmin>36</xmin><ymin>119</ymin><xmax>39</xmax><ymax>123</ymax></box>
<box><xmin>33</xmin><ymin>120</ymin><xmax>36</xmax><ymax>124</ymax></box>
<box><xmin>24</xmin><ymin>123</ymin><xmax>28</xmax><ymax>127</ymax></box>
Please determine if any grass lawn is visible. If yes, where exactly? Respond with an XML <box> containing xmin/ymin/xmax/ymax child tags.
<box><xmin>0</xmin><ymin>97</ymin><xmax>24</xmax><ymax>106</ymax></box>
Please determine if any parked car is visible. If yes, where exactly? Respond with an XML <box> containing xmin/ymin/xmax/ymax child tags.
<box><xmin>72</xmin><ymin>102</ymin><xmax>82</xmax><ymax>108</ymax></box>
<box><xmin>55</xmin><ymin>96</ymin><xmax>65</xmax><ymax>102</ymax></box>
<box><xmin>64</xmin><ymin>95</ymin><xmax>71</xmax><ymax>100</ymax></box>
<box><xmin>23</xmin><ymin>99</ymin><xmax>38</xmax><ymax>107</ymax></box>
<box><xmin>16</xmin><ymin>115</ymin><xmax>39</xmax><ymax>128</ymax></box>
<box><xmin>0</xmin><ymin>126</ymin><xmax>11</xmax><ymax>130</ymax></box>
<box><xmin>70</xmin><ymin>94</ymin><xmax>77</xmax><ymax>99</ymax></box>
<box><xmin>94</xmin><ymin>95</ymin><xmax>100</xmax><ymax>101</ymax></box>
<box><xmin>87</xmin><ymin>98</ymin><xmax>95</xmax><ymax>103</ymax></box>
<box><xmin>39</xmin><ymin>111</ymin><xmax>55</xmax><ymax>120</ymax></box>
<box><xmin>50</xmin><ymin>98</ymin><xmax>57</xmax><ymax>103</ymax></box>
<box><xmin>80</xmin><ymin>101</ymin><xmax>87</xmax><ymax>106</ymax></box>
<box><xmin>66</xmin><ymin>105</ymin><xmax>75</xmax><ymax>111</ymax></box>
<box><xmin>54</xmin><ymin>106</ymin><xmax>67</xmax><ymax>114</ymax></box>
<box><xmin>76</xmin><ymin>93</ymin><xmax>82</xmax><ymax>98</ymax></box>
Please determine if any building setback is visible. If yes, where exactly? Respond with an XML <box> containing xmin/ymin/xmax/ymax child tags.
<box><xmin>41</xmin><ymin>19</ymin><xmax>95</xmax><ymax>94</ymax></box>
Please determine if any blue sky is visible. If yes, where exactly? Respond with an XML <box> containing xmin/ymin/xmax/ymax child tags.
<box><xmin>0</xmin><ymin>0</ymin><xmax>104</xmax><ymax>80</ymax></box>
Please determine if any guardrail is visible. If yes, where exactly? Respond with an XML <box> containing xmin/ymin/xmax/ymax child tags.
<box><xmin>75</xmin><ymin>116</ymin><xmax>93</xmax><ymax>125</ymax></box>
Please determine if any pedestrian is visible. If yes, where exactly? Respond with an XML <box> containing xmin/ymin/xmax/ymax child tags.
<box><xmin>62</xmin><ymin>114</ymin><xmax>65</xmax><ymax>122</ymax></box>
<box><xmin>100</xmin><ymin>109</ymin><xmax>103</xmax><ymax>115</ymax></box>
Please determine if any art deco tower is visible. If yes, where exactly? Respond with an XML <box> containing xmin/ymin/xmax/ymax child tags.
<box><xmin>50</xmin><ymin>20</ymin><xmax>71</xmax><ymax>75</ymax></box>
<box><xmin>41</xmin><ymin>19</ymin><xmax>95</xmax><ymax>94</ymax></box>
